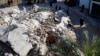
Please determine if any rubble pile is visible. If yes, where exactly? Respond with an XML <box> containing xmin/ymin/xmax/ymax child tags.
<box><xmin>0</xmin><ymin>4</ymin><xmax>77</xmax><ymax>56</ymax></box>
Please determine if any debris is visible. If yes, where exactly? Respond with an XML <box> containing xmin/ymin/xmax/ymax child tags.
<box><xmin>0</xmin><ymin>24</ymin><xmax>8</xmax><ymax>36</ymax></box>
<box><xmin>61</xmin><ymin>16</ymin><xmax>71</xmax><ymax>25</ymax></box>
<box><xmin>8</xmin><ymin>27</ymin><xmax>33</xmax><ymax>56</ymax></box>
<box><xmin>55</xmin><ymin>10</ymin><xmax>67</xmax><ymax>17</ymax></box>
<box><xmin>39</xmin><ymin>43</ymin><xmax>48</xmax><ymax>56</ymax></box>
<box><xmin>0</xmin><ymin>5</ymin><xmax>77</xmax><ymax>56</ymax></box>
<box><xmin>46</xmin><ymin>34</ymin><xmax>56</xmax><ymax>45</ymax></box>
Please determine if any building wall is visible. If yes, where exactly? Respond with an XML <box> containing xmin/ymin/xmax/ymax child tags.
<box><xmin>0</xmin><ymin>0</ymin><xmax>8</xmax><ymax>5</ymax></box>
<box><xmin>0</xmin><ymin>0</ymin><xmax>21</xmax><ymax>7</ymax></box>
<box><xmin>79</xmin><ymin>0</ymin><xmax>90</xmax><ymax>9</ymax></box>
<box><xmin>89</xmin><ymin>0</ymin><xmax>100</xmax><ymax>18</ymax></box>
<box><xmin>93</xmin><ymin>0</ymin><xmax>100</xmax><ymax>2</ymax></box>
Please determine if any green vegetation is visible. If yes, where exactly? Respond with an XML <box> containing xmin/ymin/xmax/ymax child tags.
<box><xmin>48</xmin><ymin>31</ymin><xmax>100</xmax><ymax>56</ymax></box>
<box><xmin>48</xmin><ymin>39</ymin><xmax>80</xmax><ymax>56</ymax></box>
<box><xmin>82</xmin><ymin>31</ymin><xmax>100</xmax><ymax>56</ymax></box>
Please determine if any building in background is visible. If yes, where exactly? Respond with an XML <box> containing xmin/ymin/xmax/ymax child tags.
<box><xmin>0</xmin><ymin>0</ymin><xmax>8</xmax><ymax>7</ymax></box>
<box><xmin>89</xmin><ymin>0</ymin><xmax>100</xmax><ymax>18</ymax></box>
<box><xmin>79</xmin><ymin>0</ymin><xmax>100</xmax><ymax>18</ymax></box>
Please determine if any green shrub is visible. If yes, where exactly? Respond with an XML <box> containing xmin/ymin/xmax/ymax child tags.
<box><xmin>82</xmin><ymin>31</ymin><xmax>100</xmax><ymax>56</ymax></box>
<box><xmin>48</xmin><ymin>39</ymin><xmax>79</xmax><ymax>56</ymax></box>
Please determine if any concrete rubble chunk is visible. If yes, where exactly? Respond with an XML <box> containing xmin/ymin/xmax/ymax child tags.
<box><xmin>8</xmin><ymin>27</ymin><xmax>32</xmax><ymax>56</ymax></box>
<box><xmin>33</xmin><ymin>4</ymin><xmax>40</xmax><ymax>12</ymax></box>
<box><xmin>4</xmin><ymin>53</ymin><xmax>13</xmax><ymax>56</ymax></box>
<box><xmin>0</xmin><ymin>24</ymin><xmax>17</xmax><ymax>42</ymax></box>
<box><xmin>0</xmin><ymin>24</ymin><xmax>8</xmax><ymax>36</ymax></box>
<box><xmin>3</xmin><ymin>15</ymin><xmax>12</xmax><ymax>24</ymax></box>
<box><xmin>55</xmin><ymin>10</ymin><xmax>67</xmax><ymax>17</ymax></box>
<box><xmin>38</xmin><ymin>11</ymin><xmax>52</xmax><ymax>19</ymax></box>
<box><xmin>0</xmin><ymin>32</ymin><xmax>8</xmax><ymax>42</ymax></box>
<box><xmin>0</xmin><ymin>24</ymin><xmax>9</xmax><ymax>42</ymax></box>
<box><xmin>39</xmin><ymin>43</ymin><xmax>48</xmax><ymax>56</ymax></box>
<box><xmin>61</xmin><ymin>16</ymin><xmax>70</xmax><ymax>25</ymax></box>
<box><xmin>12</xmin><ymin>9</ymin><xmax>20</xmax><ymax>14</ymax></box>
<box><xmin>21</xmin><ymin>19</ymin><xmax>41</xmax><ymax>31</ymax></box>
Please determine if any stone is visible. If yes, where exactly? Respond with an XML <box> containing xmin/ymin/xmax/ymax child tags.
<box><xmin>56</xmin><ymin>23</ymin><xmax>67</xmax><ymax>32</ymax></box>
<box><xmin>38</xmin><ymin>11</ymin><xmax>52</xmax><ymax>19</ymax></box>
<box><xmin>33</xmin><ymin>4</ymin><xmax>40</xmax><ymax>12</ymax></box>
<box><xmin>4</xmin><ymin>15</ymin><xmax>11</xmax><ymax>23</ymax></box>
<box><xmin>21</xmin><ymin>19</ymin><xmax>40</xmax><ymax>31</ymax></box>
<box><xmin>39</xmin><ymin>43</ymin><xmax>48</xmax><ymax>56</ymax></box>
<box><xmin>8</xmin><ymin>27</ymin><xmax>32</xmax><ymax>56</ymax></box>
<box><xmin>4</xmin><ymin>53</ymin><xmax>13</xmax><ymax>56</ymax></box>
<box><xmin>23</xmin><ymin>7</ymin><xmax>27</xmax><ymax>13</ymax></box>
<box><xmin>0</xmin><ymin>24</ymin><xmax>8</xmax><ymax>36</ymax></box>
<box><xmin>61</xmin><ymin>16</ymin><xmax>70</xmax><ymax>25</ymax></box>
<box><xmin>55</xmin><ymin>10</ymin><xmax>67</xmax><ymax>17</ymax></box>
<box><xmin>12</xmin><ymin>9</ymin><xmax>20</xmax><ymax>14</ymax></box>
<box><xmin>0</xmin><ymin>18</ymin><xmax>5</xmax><ymax>25</ymax></box>
<box><xmin>11</xmin><ymin>14</ymin><xmax>18</xmax><ymax>18</ymax></box>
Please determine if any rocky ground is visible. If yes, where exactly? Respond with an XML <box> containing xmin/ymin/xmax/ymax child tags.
<box><xmin>0</xmin><ymin>4</ymin><xmax>78</xmax><ymax>56</ymax></box>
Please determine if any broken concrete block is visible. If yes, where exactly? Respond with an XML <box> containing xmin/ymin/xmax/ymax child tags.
<box><xmin>4</xmin><ymin>15</ymin><xmax>11</xmax><ymax>23</ymax></box>
<box><xmin>39</xmin><ymin>44</ymin><xmax>48</xmax><ymax>56</ymax></box>
<box><xmin>61</xmin><ymin>16</ymin><xmax>70</xmax><ymax>25</ymax></box>
<box><xmin>12</xmin><ymin>9</ymin><xmax>20</xmax><ymax>14</ymax></box>
<box><xmin>8</xmin><ymin>27</ymin><xmax>32</xmax><ymax>56</ymax></box>
<box><xmin>0</xmin><ymin>24</ymin><xmax>8</xmax><ymax>36</ymax></box>
<box><xmin>22</xmin><ymin>19</ymin><xmax>41</xmax><ymax>31</ymax></box>
<box><xmin>55</xmin><ymin>10</ymin><xmax>67</xmax><ymax>17</ymax></box>
<box><xmin>38</xmin><ymin>11</ymin><xmax>52</xmax><ymax>19</ymax></box>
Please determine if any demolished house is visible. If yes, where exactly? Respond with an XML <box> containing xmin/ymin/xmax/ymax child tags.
<box><xmin>0</xmin><ymin>4</ymin><xmax>78</xmax><ymax>56</ymax></box>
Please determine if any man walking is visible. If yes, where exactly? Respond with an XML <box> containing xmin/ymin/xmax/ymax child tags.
<box><xmin>49</xmin><ymin>0</ymin><xmax>52</xmax><ymax>7</ymax></box>
<box><xmin>81</xmin><ymin>5</ymin><xmax>84</xmax><ymax>13</ymax></box>
<box><xmin>8</xmin><ymin>0</ymin><xmax>10</xmax><ymax>6</ymax></box>
<box><xmin>66</xmin><ymin>8</ymin><xmax>69</xmax><ymax>16</ymax></box>
<box><xmin>80</xmin><ymin>17</ymin><xmax>84</xmax><ymax>27</ymax></box>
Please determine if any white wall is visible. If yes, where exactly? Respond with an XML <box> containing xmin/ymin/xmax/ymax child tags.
<box><xmin>79</xmin><ymin>0</ymin><xmax>90</xmax><ymax>9</ymax></box>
